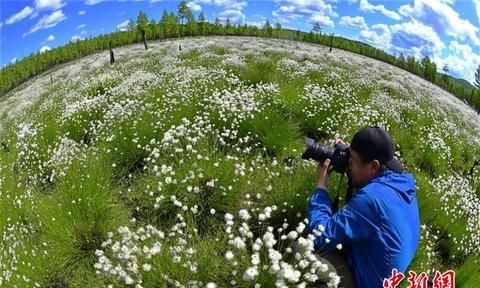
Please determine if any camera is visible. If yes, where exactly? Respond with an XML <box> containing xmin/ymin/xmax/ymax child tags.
<box><xmin>301</xmin><ymin>137</ymin><xmax>350</xmax><ymax>173</ymax></box>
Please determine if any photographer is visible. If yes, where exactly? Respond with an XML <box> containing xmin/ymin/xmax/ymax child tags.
<box><xmin>307</xmin><ymin>126</ymin><xmax>420</xmax><ymax>287</ymax></box>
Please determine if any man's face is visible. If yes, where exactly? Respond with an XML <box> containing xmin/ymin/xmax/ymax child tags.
<box><xmin>347</xmin><ymin>149</ymin><xmax>380</xmax><ymax>188</ymax></box>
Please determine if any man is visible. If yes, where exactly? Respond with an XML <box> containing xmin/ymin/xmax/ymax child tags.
<box><xmin>307</xmin><ymin>126</ymin><xmax>420</xmax><ymax>287</ymax></box>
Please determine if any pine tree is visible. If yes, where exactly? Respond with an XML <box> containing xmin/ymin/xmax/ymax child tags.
<box><xmin>475</xmin><ymin>64</ymin><xmax>480</xmax><ymax>89</ymax></box>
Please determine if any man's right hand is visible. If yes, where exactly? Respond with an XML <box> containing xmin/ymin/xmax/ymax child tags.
<box><xmin>335</xmin><ymin>138</ymin><xmax>349</xmax><ymax>146</ymax></box>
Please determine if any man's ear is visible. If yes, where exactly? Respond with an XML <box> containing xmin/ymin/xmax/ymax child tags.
<box><xmin>370</xmin><ymin>160</ymin><xmax>381</xmax><ymax>175</ymax></box>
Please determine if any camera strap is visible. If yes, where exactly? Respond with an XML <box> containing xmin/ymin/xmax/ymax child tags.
<box><xmin>332</xmin><ymin>173</ymin><xmax>345</xmax><ymax>213</ymax></box>
<box><xmin>332</xmin><ymin>173</ymin><xmax>354</xmax><ymax>213</ymax></box>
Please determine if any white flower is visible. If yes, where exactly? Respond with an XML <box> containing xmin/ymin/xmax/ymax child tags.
<box><xmin>287</xmin><ymin>231</ymin><xmax>298</xmax><ymax>240</ymax></box>
<box><xmin>296</xmin><ymin>222</ymin><xmax>306</xmax><ymax>234</ymax></box>
<box><xmin>142</xmin><ymin>263</ymin><xmax>152</xmax><ymax>271</ymax></box>
<box><xmin>251</xmin><ymin>252</ymin><xmax>261</xmax><ymax>265</ymax></box>
<box><xmin>242</xmin><ymin>266</ymin><xmax>259</xmax><ymax>281</ymax></box>
<box><xmin>224</xmin><ymin>213</ymin><xmax>234</xmax><ymax>222</ymax></box>
<box><xmin>206</xmin><ymin>283</ymin><xmax>217</xmax><ymax>288</ymax></box>
<box><xmin>225</xmin><ymin>250</ymin><xmax>234</xmax><ymax>261</ymax></box>
<box><xmin>238</xmin><ymin>209</ymin><xmax>251</xmax><ymax>221</ymax></box>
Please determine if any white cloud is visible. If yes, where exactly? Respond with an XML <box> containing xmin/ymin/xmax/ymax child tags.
<box><xmin>339</xmin><ymin>16</ymin><xmax>367</xmax><ymax>30</ymax></box>
<box><xmin>187</xmin><ymin>2</ymin><xmax>202</xmax><ymax>12</ymax></box>
<box><xmin>71</xmin><ymin>35</ymin><xmax>84</xmax><ymax>42</ymax></box>
<box><xmin>77</xmin><ymin>24</ymin><xmax>87</xmax><ymax>29</ymax></box>
<box><xmin>359</xmin><ymin>0</ymin><xmax>401</xmax><ymax>21</ymax></box>
<box><xmin>358</xmin><ymin>19</ymin><xmax>445</xmax><ymax>59</ymax></box>
<box><xmin>117</xmin><ymin>20</ymin><xmax>130</xmax><ymax>31</ymax></box>
<box><xmin>190</xmin><ymin>0</ymin><xmax>247</xmax><ymax>24</ymax></box>
<box><xmin>23</xmin><ymin>10</ymin><xmax>67</xmax><ymax>37</ymax></box>
<box><xmin>46</xmin><ymin>34</ymin><xmax>55</xmax><ymax>42</ymax></box>
<box><xmin>78</xmin><ymin>10</ymin><xmax>86</xmax><ymax>16</ymax></box>
<box><xmin>475</xmin><ymin>0</ymin><xmax>480</xmax><ymax>24</ymax></box>
<box><xmin>399</xmin><ymin>0</ymin><xmax>480</xmax><ymax>46</ymax></box>
<box><xmin>272</xmin><ymin>0</ymin><xmax>337</xmax><ymax>28</ymax></box>
<box><xmin>245</xmin><ymin>20</ymin><xmax>267</xmax><ymax>28</ymax></box>
<box><xmin>433</xmin><ymin>41</ymin><xmax>480</xmax><ymax>83</ymax></box>
<box><xmin>10</xmin><ymin>57</ymin><xmax>18</xmax><ymax>64</ymax></box>
<box><xmin>389</xmin><ymin>20</ymin><xmax>445</xmax><ymax>58</ymax></box>
<box><xmin>6</xmin><ymin>6</ymin><xmax>34</xmax><ymax>25</ymax></box>
<box><xmin>34</xmin><ymin>0</ymin><xmax>65</xmax><ymax>10</ymax></box>
<box><xmin>85</xmin><ymin>0</ymin><xmax>106</xmax><ymax>5</ymax></box>
<box><xmin>359</xmin><ymin>24</ymin><xmax>392</xmax><ymax>52</ymax></box>
<box><xmin>5</xmin><ymin>1</ymin><xmax>65</xmax><ymax>27</ymax></box>
<box><xmin>217</xmin><ymin>9</ymin><xmax>245</xmax><ymax>24</ymax></box>
<box><xmin>39</xmin><ymin>45</ymin><xmax>51</xmax><ymax>53</ymax></box>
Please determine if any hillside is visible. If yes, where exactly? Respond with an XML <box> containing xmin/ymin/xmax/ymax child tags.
<box><xmin>0</xmin><ymin>37</ymin><xmax>479</xmax><ymax>287</ymax></box>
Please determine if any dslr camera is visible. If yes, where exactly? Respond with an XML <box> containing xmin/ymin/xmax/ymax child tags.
<box><xmin>301</xmin><ymin>137</ymin><xmax>350</xmax><ymax>173</ymax></box>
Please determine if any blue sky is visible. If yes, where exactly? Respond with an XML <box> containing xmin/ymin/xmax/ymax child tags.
<box><xmin>1</xmin><ymin>0</ymin><xmax>480</xmax><ymax>83</ymax></box>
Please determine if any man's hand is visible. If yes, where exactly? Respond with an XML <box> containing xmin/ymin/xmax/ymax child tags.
<box><xmin>317</xmin><ymin>158</ymin><xmax>333</xmax><ymax>191</ymax></box>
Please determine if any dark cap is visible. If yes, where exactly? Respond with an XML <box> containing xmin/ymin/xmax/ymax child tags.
<box><xmin>350</xmin><ymin>126</ymin><xmax>403</xmax><ymax>173</ymax></box>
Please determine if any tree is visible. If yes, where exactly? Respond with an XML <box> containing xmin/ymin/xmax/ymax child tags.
<box><xmin>198</xmin><ymin>12</ymin><xmax>207</xmax><ymax>35</ymax></box>
<box><xmin>136</xmin><ymin>11</ymin><xmax>148</xmax><ymax>33</ymax></box>
<box><xmin>312</xmin><ymin>22</ymin><xmax>322</xmax><ymax>35</ymax></box>
<box><xmin>396</xmin><ymin>53</ymin><xmax>406</xmax><ymax>69</ymax></box>
<box><xmin>177</xmin><ymin>1</ymin><xmax>189</xmax><ymax>25</ymax></box>
<box><xmin>263</xmin><ymin>20</ymin><xmax>273</xmax><ymax>37</ymax></box>
<box><xmin>128</xmin><ymin>18</ymin><xmax>135</xmax><ymax>31</ymax></box>
<box><xmin>475</xmin><ymin>64</ymin><xmax>480</xmax><ymax>89</ymax></box>
<box><xmin>442</xmin><ymin>64</ymin><xmax>450</xmax><ymax>89</ymax></box>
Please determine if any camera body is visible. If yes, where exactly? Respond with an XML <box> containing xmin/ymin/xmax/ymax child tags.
<box><xmin>301</xmin><ymin>137</ymin><xmax>350</xmax><ymax>173</ymax></box>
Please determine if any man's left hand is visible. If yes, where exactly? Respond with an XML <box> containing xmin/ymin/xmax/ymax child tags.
<box><xmin>317</xmin><ymin>158</ymin><xmax>333</xmax><ymax>191</ymax></box>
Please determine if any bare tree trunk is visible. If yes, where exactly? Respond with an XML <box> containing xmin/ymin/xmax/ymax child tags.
<box><xmin>329</xmin><ymin>33</ymin><xmax>334</xmax><ymax>52</ymax></box>
<box><xmin>142</xmin><ymin>29</ymin><xmax>148</xmax><ymax>50</ymax></box>
<box><xmin>109</xmin><ymin>41</ymin><xmax>115</xmax><ymax>65</ymax></box>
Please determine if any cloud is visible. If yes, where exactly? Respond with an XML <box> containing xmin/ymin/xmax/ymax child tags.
<box><xmin>23</xmin><ymin>10</ymin><xmax>67</xmax><ymax>37</ymax></box>
<box><xmin>339</xmin><ymin>16</ymin><xmax>367</xmax><ymax>30</ymax></box>
<box><xmin>77</xmin><ymin>24</ymin><xmax>87</xmax><ymax>29</ymax></box>
<box><xmin>0</xmin><ymin>22</ymin><xmax>3</xmax><ymax>29</ymax></box>
<box><xmin>39</xmin><ymin>45</ymin><xmax>51</xmax><ymax>53</ymax></box>
<box><xmin>359</xmin><ymin>24</ymin><xmax>392</xmax><ymax>52</ymax></box>
<box><xmin>359</xmin><ymin>0</ymin><xmax>401</xmax><ymax>21</ymax></box>
<box><xmin>217</xmin><ymin>9</ymin><xmax>245</xmax><ymax>24</ymax></box>
<box><xmin>10</xmin><ymin>57</ymin><xmax>18</xmax><ymax>64</ymax></box>
<box><xmin>187</xmin><ymin>2</ymin><xmax>202</xmax><ymax>12</ymax></box>
<box><xmin>85</xmin><ymin>0</ymin><xmax>106</xmax><ymax>5</ymax></box>
<box><xmin>272</xmin><ymin>0</ymin><xmax>337</xmax><ymax>28</ymax></box>
<box><xmin>190</xmin><ymin>0</ymin><xmax>247</xmax><ymax>24</ymax></box>
<box><xmin>389</xmin><ymin>20</ymin><xmax>445</xmax><ymax>58</ymax></box>
<box><xmin>117</xmin><ymin>20</ymin><xmax>130</xmax><ymax>31</ymax></box>
<box><xmin>46</xmin><ymin>34</ymin><xmax>55</xmax><ymax>42</ymax></box>
<box><xmin>433</xmin><ymin>41</ymin><xmax>480</xmax><ymax>83</ymax></box>
<box><xmin>78</xmin><ymin>10</ymin><xmax>86</xmax><ymax>16</ymax></box>
<box><xmin>6</xmin><ymin>6</ymin><xmax>34</xmax><ymax>25</ymax></box>
<box><xmin>358</xmin><ymin>19</ymin><xmax>445</xmax><ymax>59</ymax></box>
<box><xmin>399</xmin><ymin>0</ymin><xmax>480</xmax><ymax>46</ymax></box>
<box><xmin>71</xmin><ymin>35</ymin><xmax>84</xmax><ymax>42</ymax></box>
<box><xmin>5</xmin><ymin>1</ymin><xmax>65</xmax><ymax>27</ymax></box>
<box><xmin>475</xmin><ymin>0</ymin><xmax>480</xmax><ymax>24</ymax></box>
<box><xmin>34</xmin><ymin>0</ymin><xmax>65</xmax><ymax>10</ymax></box>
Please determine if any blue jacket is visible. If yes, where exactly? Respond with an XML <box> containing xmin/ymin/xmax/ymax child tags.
<box><xmin>307</xmin><ymin>169</ymin><xmax>420</xmax><ymax>287</ymax></box>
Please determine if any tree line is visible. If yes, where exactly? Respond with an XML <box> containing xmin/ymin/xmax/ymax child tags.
<box><xmin>1</xmin><ymin>1</ymin><xmax>479</xmax><ymax>112</ymax></box>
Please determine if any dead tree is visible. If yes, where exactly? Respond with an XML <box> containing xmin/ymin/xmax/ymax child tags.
<box><xmin>109</xmin><ymin>41</ymin><xmax>115</xmax><ymax>65</ymax></box>
<box><xmin>142</xmin><ymin>29</ymin><xmax>148</xmax><ymax>50</ymax></box>
<box><xmin>329</xmin><ymin>33</ymin><xmax>334</xmax><ymax>52</ymax></box>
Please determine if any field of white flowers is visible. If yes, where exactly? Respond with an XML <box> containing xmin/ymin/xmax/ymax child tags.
<box><xmin>0</xmin><ymin>36</ymin><xmax>479</xmax><ymax>287</ymax></box>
